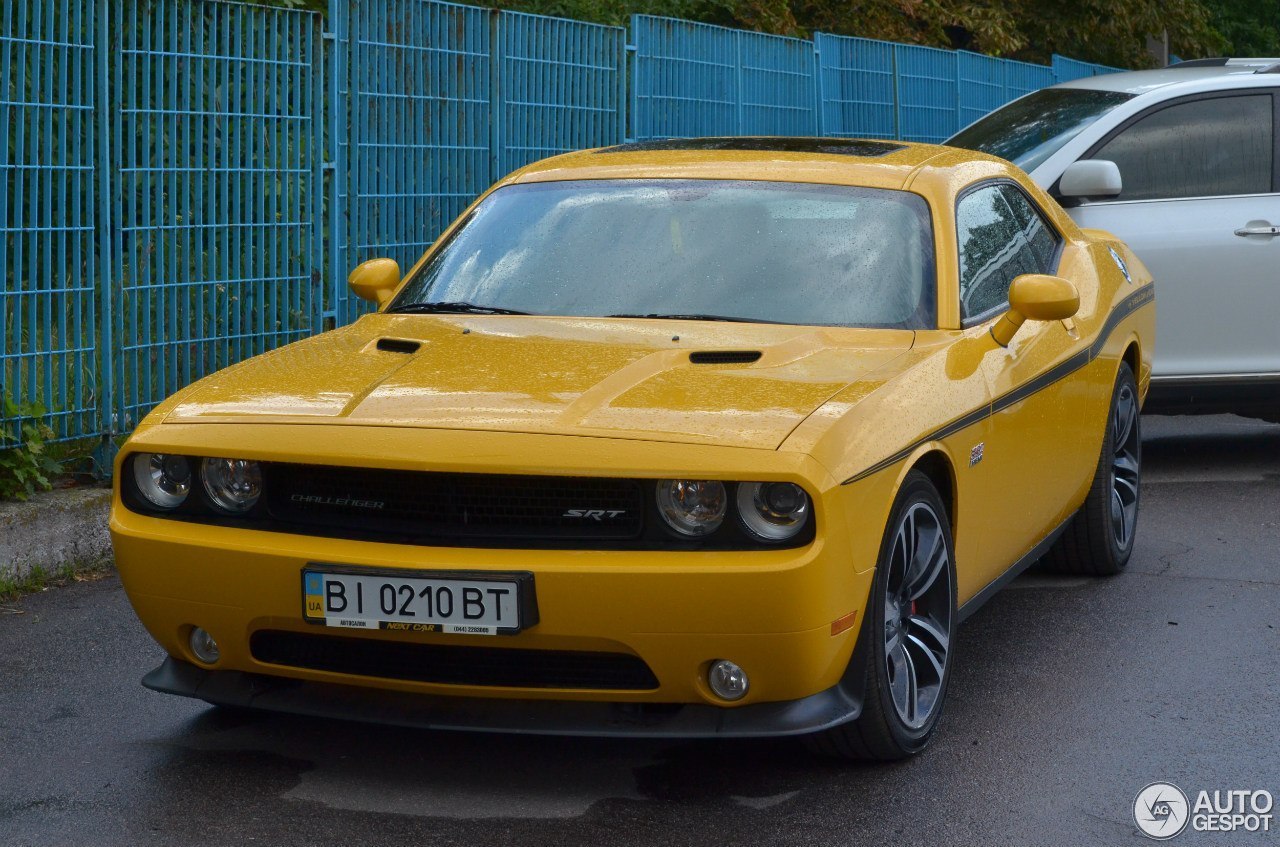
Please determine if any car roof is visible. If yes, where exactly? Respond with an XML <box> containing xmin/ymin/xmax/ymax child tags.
<box><xmin>1056</xmin><ymin>58</ymin><xmax>1280</xmax><ymax>96</ymax></box>
<box><xmin>506</xmin><ymin>137</ymin><xmax>1004</xmax><ymax>191</ymax></box>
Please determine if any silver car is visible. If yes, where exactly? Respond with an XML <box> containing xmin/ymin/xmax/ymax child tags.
<box><xmin>948</xmin><ymin>58</ymin><xmax>1280</xmax><ymax>422</ymax></box>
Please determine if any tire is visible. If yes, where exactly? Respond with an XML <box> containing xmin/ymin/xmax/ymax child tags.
<box><xmin>804</xmin><ymin>471</ymin><xmax>957</xmax><ymax>761</ymax></box>
<box><xmin>1043</xmin><ymin>362</ymin><xmax>1141</xmax><ymax>576</ymax></box>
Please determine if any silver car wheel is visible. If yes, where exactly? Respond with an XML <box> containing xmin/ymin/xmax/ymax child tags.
<box><xmin>883</xmin><ymin>502</ymin><xmax>952</xmax><ymax>730</ymax></box>
<box><xmin>1109</xmin><ymin>382</ymin><xmax>1140</xmax><ymax>550</ymax></box>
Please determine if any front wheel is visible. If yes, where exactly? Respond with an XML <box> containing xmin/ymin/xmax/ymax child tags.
<box><xmin>1044</xmin><ymin>362</ymin><xmax>1141</xmax><ymax>575</ymax></box>
<box><xmin>805</xmin><ymin>471</ymin><xmax>956</xmax><ymax>761</ymax></box>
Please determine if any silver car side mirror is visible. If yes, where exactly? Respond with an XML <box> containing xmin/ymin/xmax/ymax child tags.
<box><xmin>1058</xmin><ymin>159</ymin><xmax>1122</xmax><ymax>200</ymax></box>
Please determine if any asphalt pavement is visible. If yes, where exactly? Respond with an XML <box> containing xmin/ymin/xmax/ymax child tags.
<box><xmin>1</xmin><ymin>414</ymin><xmax>1277</xmax><ymax>847</ymax></box>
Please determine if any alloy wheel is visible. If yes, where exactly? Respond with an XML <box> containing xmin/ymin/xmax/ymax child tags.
<box><xmin>883</xmin><ymin>502</ymin><xmax>952</xmax><ymax>730</ymax></box>
<box><xmin>1109</xmin><ymin>382</ymin><xmax>1140</xmax><ymax>550</ymax></box>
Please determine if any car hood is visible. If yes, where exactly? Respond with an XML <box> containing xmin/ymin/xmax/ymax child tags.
<box><xmin>161</xmin><ymin>314</ymin><xmax>915</xmax><ymax>449</ymax></box>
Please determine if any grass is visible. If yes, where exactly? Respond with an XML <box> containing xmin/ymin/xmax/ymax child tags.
<box><xmin>0</xmin><ymin>557</ymin><xmax>114</xmax><ymax>604</ymax></box>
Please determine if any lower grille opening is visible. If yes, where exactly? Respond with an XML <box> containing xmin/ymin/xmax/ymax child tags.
<box><xmin>250</xmin><ymin>630</ymin><xmax>660</xmax><ymax>691</ymax></box>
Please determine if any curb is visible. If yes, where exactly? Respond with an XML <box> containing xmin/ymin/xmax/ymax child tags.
<box><xmin>0</xmin><ymin>487</ymin><xmax>114</xmax><ymax>581</ymax></box>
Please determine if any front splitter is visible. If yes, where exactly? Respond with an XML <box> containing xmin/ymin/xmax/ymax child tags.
<box><xmin>143</xmin><ymin>656</ymin><xmax>863</xmax><ymax>739</ymax></box>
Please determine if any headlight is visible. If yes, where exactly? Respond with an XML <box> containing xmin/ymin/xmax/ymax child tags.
<box><xmin>200</xmin><ymin>458</ymin><xmax>264</xmax><ymax>514</ymax></box>
<box><xmin>656</xmin><ymin>479</ymin><xmax>727</xmax><ymax>536</ymax></box>
<box><xmin>737</xmin><ymin>482</ymin><xmax>810</xmax><ymax>542</ymax></box>
<box><xmin>131</xmin><ymin>453</ymin><xmax>192</xmax><ymax>510</ymax></box>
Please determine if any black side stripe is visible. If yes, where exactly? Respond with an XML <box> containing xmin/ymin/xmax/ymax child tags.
<box><xmin>840</xmin><ymin>284</ymin><xmax>1155</xmax><ymax>486</ymax></box>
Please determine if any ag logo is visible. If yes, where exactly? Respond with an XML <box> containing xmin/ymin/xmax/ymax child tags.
<box><xmin>1135</xmin><ymin>782</ymin><xmax>1190</xmax><ymax>839</ymax></box>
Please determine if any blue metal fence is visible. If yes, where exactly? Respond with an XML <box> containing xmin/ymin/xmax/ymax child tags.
<box><xmin>627</xmin><ymin>23</ymin><xmax>1121</xmax><ymax>145</ymax></box>
<box><xmin>629</xmin><ymin>17</ymin><xmax>820</xmax><ymax>139</ymax></box>
<box><xmin>496</xmin><ymin>12</ymin><xmax>626</xmax><ymax>175</ymax></box>
<box><xmin>0</xmin><ymin>0</ymin><xmax>99</xmax><ymax>441</ymax></box>
<box><xmin>1052</xmin><ymin>53</ymin><xmax>1119</xmax><ymax>83</ymax></box>
<box><xmin>812</xmin><ymin>33</ymin><xmax>895</xmax><ymax>139</ymax></box>
<box><xmin>736</xmin><ymin>30</ymin><xmax>818</xmax><ymax>136</ymax></box>
<box><xmin>892</xmin><ymin>43</ymin><xmax>958</xmax><ymax>143</ymax></box>
<box><xmin>103</xmin><ymin>0</ymin><xmax>325</xmax><ymax>433</ymax></box>
<box><xmin>333</xmin><ymin>0</ymin><xmax>491</xmax><ymax>326</ymax></box>
<box><xmin>1003</xmin><ymin>57</ymin><xmax>1058</xmax><ymax>101</ymax></box>
<box><xmin>0</xmin><ymin>0</ymin><xmax>1124</xmax><ymax>451</ymax></box>
<box><xmin>629</xmin><ymin>16</ymin><xmax>739</xmax><ymax>139</ymax></box>
<box><xmin>329</xmin><ymin>1</ymin><xmax>625</xmax><ymax>326</ymax></box>
<box><xmin>957</xmin><ymin>51</ymin><xmax>1006</xmax><ymax>130</ymax></box>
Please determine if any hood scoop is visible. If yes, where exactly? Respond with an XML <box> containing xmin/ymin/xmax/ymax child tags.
<box><xmin>374</xmin><ymin>337</ymin><xmax>422</xmax><ymax>354</ymax></box>
<box><xmin>688</xmin><ymin>350</ymin><xmax>763</xmax><ymax>365</ymax></box>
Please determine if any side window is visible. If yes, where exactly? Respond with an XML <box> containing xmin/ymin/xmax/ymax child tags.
<box><xmin>997</xmin><ymin>184</ymin><xmax>1059</xmax><ymax>270</ymax></box>
<box><xmin>1091</xmin><ymin>94</ymin><xmax>1274</xmax><ymax>201</ymax></box>
<box><xmin>956</xmin><ymin>184</ymin><xmax>1059</xmax><ymax>321</ymax></box>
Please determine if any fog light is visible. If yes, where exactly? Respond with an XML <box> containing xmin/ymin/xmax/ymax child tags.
<box><xmin>707</xmin><ymin>659</ymin><xmax>749</xmax><ymax>701</ymax></box>
<box><xmin>189</xmin><ymin>627</ymin><xmax>221</xmax><ymax>665</ymax></box>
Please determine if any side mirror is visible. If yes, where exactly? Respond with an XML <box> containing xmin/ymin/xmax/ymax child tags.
<box><xmin>990</xmin><ymin>274</ymin><xmax>1080</xmax><ymax>347</ymax></box>
<box><xmin>348</xmin><ymin>258</ymin><xmax>402</xmax><ymax>305</ymax></box>
<box><xmin>1058</xmin><ymin>159</ymin><xmax>1122</xmax><ymax>200</ymax></box>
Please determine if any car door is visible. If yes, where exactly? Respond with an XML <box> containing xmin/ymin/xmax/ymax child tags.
<box><xmin>1066</xmin><ymin>90</ymin><xmax>1280</xmax><ymax>378</ymax></box>
<box><xmin>955</xmin><ymin>181</ymin><xmax>1095</xmax><ymax>584</ymax></box>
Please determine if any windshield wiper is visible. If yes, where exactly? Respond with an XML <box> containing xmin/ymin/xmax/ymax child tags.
<box><xmin>387</xmin><ymin>301</ymin><xmax>532</xmax><ymax>316</ymax></box>
<box><xmin>606</xmin><ymin>312</ymin><xmax>783</xmax><ymax>324</ymax></box>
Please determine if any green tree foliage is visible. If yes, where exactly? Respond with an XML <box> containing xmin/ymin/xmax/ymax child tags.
<box><xmin>1201</xmin><ymin>0</ymin><xmax>1280</xmax><ymax>57</ymax></box>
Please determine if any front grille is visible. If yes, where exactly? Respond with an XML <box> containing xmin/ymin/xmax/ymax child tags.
<box><xmin>266</xmin><ymin>465</ymin><xmax>644</xmax><ymax>543</ymax></box>
<box><xmin>250</xmin><ymin>630</ymin><xmax>660</xmax><ymax>691</ymax></box>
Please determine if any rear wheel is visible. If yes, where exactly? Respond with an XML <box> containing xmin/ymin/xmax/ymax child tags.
<box><xmin>1044</xmin><ymin>362</ymin><xmax>1140</xmax><ymax>575</ymax></box>
<box><xmin>805</xmin><ymin>471</ymin><xmax>956</xmax><ymax>761</ymax></box>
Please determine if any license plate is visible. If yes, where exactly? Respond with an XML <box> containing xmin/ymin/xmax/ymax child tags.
<box><xmin>302</xmin><ymin>566</ymin><xmax>534</xmax><ymax>636</ymax></box>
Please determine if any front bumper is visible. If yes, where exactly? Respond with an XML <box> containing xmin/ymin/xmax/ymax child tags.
<box><xmin>145</xmin><ymin>654</ymin><xmax>865</xmax><ymax>738</ymax></box>
<box><xmin>113</xmin><ymin>424</ymin><xmax>890</xmax><ymax>731</ymax></box>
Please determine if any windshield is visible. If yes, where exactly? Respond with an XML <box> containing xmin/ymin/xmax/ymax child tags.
<box><xmin>948</xmin><ymin>88</ymin><xmax>1133</xmax><ymax>172</ymax></box>
<box><xmin>391</xmin><ymin>179</ymin><xmax>936</xmax><ymax>329</ymax></box>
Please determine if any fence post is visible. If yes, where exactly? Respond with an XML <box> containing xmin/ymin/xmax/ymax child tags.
<box><xmin>621</xmin><ymin>33</ymin><xmax>632</xmax><ymax>143</ymax></box>
<box><xmin>890</xmin><ymin>45</ymin><xmax>901</xmax><ymax>140</ymax></box>
<box><xmin>322</xmin><ymin>0</ymin><xmax>340</xmax><ymax>328</ymax></box>
<box><xmin>953</xmin><ymin>55</ymin><xmax>963</xmax><ymax>136</ymax></box>
<box><xmin>734</xmin><ymin>31</ymin><xmax>744</xmax><ymax>134</ymax></box>
<box><xmin>813</xmin><ymin>38</ymin><xmax>823</xmax><ymax>136</ymax></box>
<box><xmin>489</xmin><ymin>9</ymin><xmax>502</xmax><ymax>182</ymax></box>
<box><xmin>328</xmin><ymin>0</ymin><xmax>350</xmax><ymax>325</ymax></box>
<box><xmin>95</xmin><ymin>0</ymin><xmax>116</xmax><ymax>472</ymax></box>
<box><xmin>310</xmin><ymin>14</ymin><xmax>325</xmax><ymax>336</ymax></box>
<box><xmin>624</xmin><ymin>36</ymin><xmax>634</xmax><ymax>142</ymax></box>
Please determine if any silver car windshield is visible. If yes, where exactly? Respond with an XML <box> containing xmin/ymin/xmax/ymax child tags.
<box><xmin>948</xmin><ymin>88</ymin><xmax>1133</xmax><ymax>172</ymax></box>
<box><xmin>391</xmin><ymin>179</ymin><xmax>936</xmax><ymax>329</ymax></box>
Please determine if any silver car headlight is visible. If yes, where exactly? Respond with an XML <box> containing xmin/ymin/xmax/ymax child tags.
<box><xmin>656</xmin><ymin>479</ymin><xmax>728</xmax><ymax>536</ymax></box>
<box><xmin>736</xmin><ymin>482</ymin><xmax>810</xmax><ymax>542</ymax></box>
<box><xmin>200</xmin><ymin>458</ymin><xmax>264</xmax><ymax>514</ymax></box>
<box><xmin>131</xmin><ymin>453</ymin><xmax>192</xmax><ymax>510</ymax></box>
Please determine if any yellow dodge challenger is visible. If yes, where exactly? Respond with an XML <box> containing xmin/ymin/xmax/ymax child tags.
<box><xmin>111</xmin><ymin>137</ymin><xmax>1155</xmax><ymax>760</ymax></box>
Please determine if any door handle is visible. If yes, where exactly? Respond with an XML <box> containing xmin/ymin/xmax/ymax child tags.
<box><xmin>1234</xmin><ymin>224</ymin><xmax>1280</xmax><ymax>237</ymax></box>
